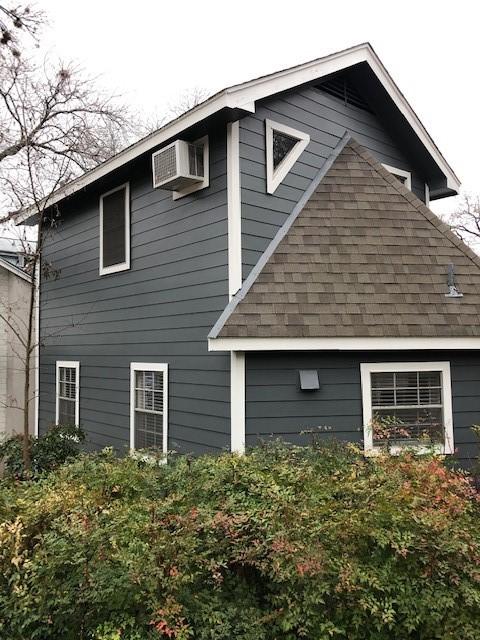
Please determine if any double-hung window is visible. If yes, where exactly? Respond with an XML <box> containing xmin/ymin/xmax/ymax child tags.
<box><xmin>56</xmin><ymin>361</ymin><xmax>80</xmax><ymax>426</ymax></box>
<box><xmin>99</xmin><ymin>183</ymin><xmax>130</xmax><ymax>275</ymax></box>
<box><xmin>130</xmin><ymin>363</ymin><xmax>168</xmax><ymax>453</ymax></box>
<box><xmin>360</xmin><ymin>362</ymin><xmax>454</xmax><ymax>454</ymax></box>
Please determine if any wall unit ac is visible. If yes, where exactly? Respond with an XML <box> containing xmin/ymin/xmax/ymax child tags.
<box><xmin>152</xmin><ymin>140</ymin><xmax>205</xmax><ymax>191</ymax></box>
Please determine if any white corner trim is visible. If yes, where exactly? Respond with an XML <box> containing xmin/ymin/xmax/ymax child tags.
<box><xmin>382</xmin><ymin>163</ymin><xmax>412</xmax><ymax>190</ymax></box>
<box><xmin>360</xmin><ymin>361</ymin><xmax>454</xmax><ymax>455</ymax></box>
<box><xmin>172</xmin><ymin>135</ymin><xmax>210</xmax><ymax>200</ymax></box>
<box><xmin>55</xmin><ymin>360</ymin><xmax>80</xmax><ymax>426</ymax></box>
<box><xmin>230</xmin><ymin>351</ymin><xmax>245</xmax><ymax>454</ymax></box>
<box><xmin>227</xmin><ymin>121</ymin><xmax>242</xmax><ymax>298</ymax></box>
<box><xmin>209</xmin><ymin>336</ymin><xmax>480</xmax><ymax>352</ymax></box>
<box><xmin>129</xmin><ymin>362</ymin><xmax>168</xmax><ymax>453</ymax></box>
<box><xmin>99</xmin><ymin>182</ymin><xmax>131</xmax><ymax>276</ymax></box>
<box><xmin>266</xmin><ymin>119</ymin><xmax>310</xmax><ymax>194</ymax></box>
<box><xmin>34</xmin><ymin>261</ymin><xmax>40</xmax><ymax>437</ymax></box>
<box><xmin>425</xmin><ymin>183</ymin><xmax>430</xmax><ymax>207</ymax></box>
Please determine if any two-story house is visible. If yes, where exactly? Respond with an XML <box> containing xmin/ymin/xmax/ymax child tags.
<box><xmin>19</xmin><ymin>43</ymin><xmax>480</xmax><ymax>466</ymax></box>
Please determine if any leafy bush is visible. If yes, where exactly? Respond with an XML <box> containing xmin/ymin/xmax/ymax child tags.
<box><xmin>0</xmin><ymin>423</ymin><xmax>85</xmax><ymax>477</ymax></box>
<box><xmin>0</xmin><ymin>443</ymin><xmax>479</xmax><ymax>639</ymax></box>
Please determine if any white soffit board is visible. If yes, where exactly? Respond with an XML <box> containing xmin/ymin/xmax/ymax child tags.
<box><xmin>16</xmin><ymin>43</ymin><xmax>459</xmax><ymax>223</ymax></box>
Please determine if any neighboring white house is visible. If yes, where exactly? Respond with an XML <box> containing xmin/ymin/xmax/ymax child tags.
<box><xmin>0</xmin><ymin>255</ymin><xmax>34</xmax><ymax>439</ymax></box>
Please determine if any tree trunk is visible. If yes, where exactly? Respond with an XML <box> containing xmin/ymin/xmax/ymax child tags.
<box><xmin>22</xmin><ymin>254</ymin><xmax>37</xmax><ymax>474</ymax></box>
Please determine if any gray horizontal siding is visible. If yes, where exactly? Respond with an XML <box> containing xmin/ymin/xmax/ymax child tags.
<box><xmin>39</xmin><ymin>127</ymin><xmax>231</xmax><ymax>454</ymax></box>
<box><xmin>246</xmin><ymin>351</ymin><xmax>480</xmax><ymax>467</ymax></box>
<box><xmin>240</xmin><ymin>85</ymin><xmax>428</xmax><ymax>280</ymax></box>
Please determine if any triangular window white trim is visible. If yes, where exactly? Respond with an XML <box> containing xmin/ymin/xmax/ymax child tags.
<box><xmin>266</xmin><ymin>119</ymin><xmax>310</xmax><ymax>194</ymax></box>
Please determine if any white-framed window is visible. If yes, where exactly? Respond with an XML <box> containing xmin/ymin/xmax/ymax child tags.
<box><xmin>172</xmin><ymin>135</ymin><xmax>210</xmax><ymax>200</ymax></box>
<box><xmin>56</xmin><ymin>361</ymin><xmax>80</xmax><ymax>426</ymax></box>
<box><xmin>265</xmin><ymin>119</ymin><xmax>310</xmax><ymax>194</ymax></box>
<box><xmin>130</xmin><ymin>363</ymin><xmax>168</xmax><ymax>452</ymax></box>
<box><xmin>99</xmin><ymin>182</ymin><xmax>130</xmax><ymax>276</ymax></box>
<box><xmin>360</xmin><ymin>361</ymin><xmax>454</xmax><ymax>455</ymax></box>
<box><xmin>382</xmin><ymin>163</ymin><xmax>412</xmax><ymax>190</ymax></box>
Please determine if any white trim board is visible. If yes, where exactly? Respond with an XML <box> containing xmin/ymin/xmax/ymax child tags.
<box><xmin>382</xmin><ymin>163</ymin><xmax>412</xmax><ymax>191</ymax></box>
<box><xmin>55</xmin><ymin>360</ymin><xmax>80</xmax><ymax>426</ymax></box>
<box><xmin>16</xmin><ymin>43</ymin><xmax>459</xmax><ymax>224</ymax></box>
<box><xmin>209</xmin><ymin>336</ymin><xmax>480</xmax><ymax>352</ymax></box>
<box><xmin>360</xmin><ymin>360</ymin><xmax>454</xmax><ymax>455</ymax></box>
<box><xmin>129</xmin><ymin>362</ymin><xmax>168</xmax><ymax>454</ymax></box>
<box><xmin>230</xmin><ymin>351</ymin><xmax>245</xmax><ymax>453</ymax></box>
<box><xmin>266</xmin><ymin>119</ymin><xmax>310</xmax><ymax>193</ymax></box>
<box><xmin>227</xmin><ymin>121</ymin><xmax>242</xmax><ymax>298</ymax></box>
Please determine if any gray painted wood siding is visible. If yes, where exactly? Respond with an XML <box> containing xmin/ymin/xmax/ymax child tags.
<box><xmin>240</xmin><ymin>86</ymin><xmax>428</xmax><ymax>279</ymax></box>
<box><xmin>39</xmin><ymin>127</ymin><xmax>231</xmax><ymax>454</ymax></box>
<box><xmin>245</xmin><ymin>351</ymin><xmax>480</xmax><ymax>467</ymax></box>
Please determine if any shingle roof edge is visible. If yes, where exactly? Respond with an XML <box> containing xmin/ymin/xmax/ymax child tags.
<box><xmin>208</xmin><ymin>132</ymin><xmax>353</xmax><ymax>340</ymax></box>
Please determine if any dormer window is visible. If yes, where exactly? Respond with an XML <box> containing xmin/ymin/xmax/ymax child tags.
<box><xmin>382</xmin><ymin>163</ymin><xmax>412</xmax><ymax>190</ymax></box>
<box><xmin>266</xmin><ymin>119</ymin><xmax>310</xmax><ymax>194</ymax></box>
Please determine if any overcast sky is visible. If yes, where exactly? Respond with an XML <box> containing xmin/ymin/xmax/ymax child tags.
<box><xmin>38</xmin><ymin>0</ymin><xmax>480</xmax><ymax>217</ymax></box>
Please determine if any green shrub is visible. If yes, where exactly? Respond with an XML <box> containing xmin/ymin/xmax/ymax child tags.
<box><xmin>0</xmin><ymin>443</ymin><xmax>479</xmax><ymax>639</ymax></box>
<box><xmin>0</xmin><ymin>423</ymin><xmax>85</xmax><ymax>478</ymax></box>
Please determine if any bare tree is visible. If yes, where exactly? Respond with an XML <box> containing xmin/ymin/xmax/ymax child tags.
<box><xmin>167</xmin><ymin>86</ymin><xmax>210</xmax><ymax>119</ymax></box>
<box><xmin>0</xmin><ymin>39</ymin><xmax>134</xmax><ymax>472</ymax></box>
<box><xmin>0</xmin><ymin>3</ymin><xmax>45</xmax><ymax>55</ymax></box>
<box><xmin>448</xmin><ymin>194</ymin><xmax>480</xmax><ymax>244</ymax></box>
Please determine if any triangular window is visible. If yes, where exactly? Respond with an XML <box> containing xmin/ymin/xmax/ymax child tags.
<box><xmin>266</xmin><ymin>119</ymin><xmax>310</xmax><ymax>194</ymax></box>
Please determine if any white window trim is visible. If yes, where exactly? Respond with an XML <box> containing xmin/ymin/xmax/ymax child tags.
<box><xmin>266</xmin><ymin>119</ymin><xmax>310</xmax><ymax>194</ymax></box>
<box><xmin>55</xmin><ymin>360</ymin><xmax>80</xmax><ymax>426</ymax></box>
<box><xmin>382</xmin><ymin>163</ymin><xmax>412</xmax><ymax>190</ymax></box>
<box><xmin>172</xmin><ymin>135</ymin><xmax>210</xmax><ymax>200</ymax></box>
<box><xmin>130</xmin><ymin>362</ymin><xmax>168</xmax><ymax>453</ymax></box>
<box><xmin>360</xmin><ymin>361</ymin><xmax>454</xmax><ymax>455</ymax></box>
<box><xmin>99</xmin><ymin>182</ymin><xmax>130</xmax><ymax>276</ymax></box>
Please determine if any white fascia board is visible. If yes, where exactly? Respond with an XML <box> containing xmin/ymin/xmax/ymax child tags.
<box><xmin>208</xmin><ymin>337</ymin><xmax>480</xmax><ymax>352</ymax></box>
<box><xmin>16</xmin><ymin>43</ymin><xmax>459</xmax><ymax>224</ymax></box>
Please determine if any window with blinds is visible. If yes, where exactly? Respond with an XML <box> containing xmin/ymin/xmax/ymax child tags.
<box><xmin>130</xmin><ymin>364</ymin><xmax>168</xmax><ymax>452</ymax></box>
<box><xmin>99</xmin><ymin>183</ymin><xmax>130</xmax><ymax>275</ymax></box>
<box><xmin>370</xmin><ymin>370</ymin><xmax>444</xmax><ymax>446</ymax></box>
<box><xmin>56</xmin><ymin>362</ymin><xmax>79</xmax><ymax>425</ymax></box>
<box><xmin>360</xmin><ymin>362</ymin><xmax>454</xmax><ymax>454</ymax></box>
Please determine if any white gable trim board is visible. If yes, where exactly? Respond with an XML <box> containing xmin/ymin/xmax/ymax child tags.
<box><xmin>16</xmin><ymin>43</ymin><xmax>460</xmax><ymax>224</ymax></box>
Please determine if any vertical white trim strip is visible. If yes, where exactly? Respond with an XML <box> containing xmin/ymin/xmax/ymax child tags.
<box><xmin>34</xmin><ymin>261</ymin><xmax>40</xmax><ymax>437</ymax></box>
<box><xmin>425</xmin><ymin>183</ymin><xmax>430</xmax><ymax>207</ymax></box>
<box><xmin>230</xmin><ymin>351</ymin><xmax>245</xmax><ymax>453</ymax></box>
<box><xmin>227</xmin><ymin>121</ymin><xmax>242</xmax><ymax>299</ymax></box>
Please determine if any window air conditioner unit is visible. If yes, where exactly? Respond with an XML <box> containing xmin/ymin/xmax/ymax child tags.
<box><xmin>152</xmin><ymin>140</ymin><xmax>204</xmax><ymax>191</ymax></box>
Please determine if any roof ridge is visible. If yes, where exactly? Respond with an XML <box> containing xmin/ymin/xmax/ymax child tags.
<box><xmin>348</xmin><ymin>139</ymin><xmax>480</xmax><ymax>272</ymax></box>
<box><xmin>208</xmin><ymin>132</ymin><xmax>353</xmax><ymax>339</ymax></box>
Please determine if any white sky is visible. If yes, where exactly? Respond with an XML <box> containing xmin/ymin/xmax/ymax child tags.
<box><xmin>35</xmin><ymin>0</ymin><xmax>480</xmax><ymax>218</ymax></box>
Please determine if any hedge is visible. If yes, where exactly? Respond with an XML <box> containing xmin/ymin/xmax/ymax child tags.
<box><xmin>0</xmin><ymin>443</ymin><xmax>479</xmax><ymax>639</ymax></box>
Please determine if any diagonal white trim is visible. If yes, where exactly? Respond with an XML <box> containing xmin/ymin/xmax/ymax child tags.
<box><xmin>16</xmin><ymin>43</ymin><xmax>459</xmax><ymax>224</ymax></box>
<box><xmin>382</xmin><ymin>163</ymin><xmax>412</xmax><ymax>190</ymax></box>
<box><xmin>266</xmin><ymin>119</ymin><xmax>310</xmax><ymax>193</ymax></box>
<box><xmin>230</xmin><ymin>351</ymin><xmax>245</xmax><ymax>453</ymax></box>
<box><xmin>209</xmin><ymin>336</ymin><xmax>480</xmax><ymax>352</ymax></box>
<box><xmin>0</xmin><ymin>256</ymin><xmax>31</xmax><ymax>282</ymax></box>
<box><xmin>360</xmin><ymin>361</ymin><xmax>454</xmax><ymax>455</ymax></box>
<box><xmin>227</xmin><ymin>121</ymin><xmax>242</xmax><ymax>298</ymax></box>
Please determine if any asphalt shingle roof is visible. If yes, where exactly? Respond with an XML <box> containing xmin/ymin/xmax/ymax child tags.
<box><xmin>215</xmin><ymin>139</ymin><xmax>480</xmax><ymax>339</ymax></box>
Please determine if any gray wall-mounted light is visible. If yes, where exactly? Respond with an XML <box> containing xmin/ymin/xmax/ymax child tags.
<box><xmin>299</xmin><ymin>369</ymin><xmax>320</xmax><ymax>391</ymax></box>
